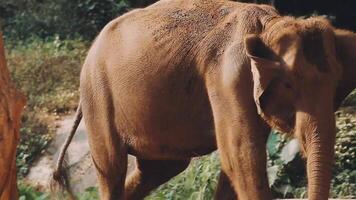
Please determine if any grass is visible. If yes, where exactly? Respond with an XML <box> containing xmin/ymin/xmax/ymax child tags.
<box><xmin>18</xmin><ymin>183</ymin><xmax>99</xmax><ymax>200</ymax></box>
<box><xmin>18</xmin><ymin>182</ymin><xmax>50</xmax><ymax>200</ymax></box>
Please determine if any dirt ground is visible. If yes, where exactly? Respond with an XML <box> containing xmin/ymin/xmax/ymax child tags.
<box><xmin>26</xmin><ymin>115</ymin><xmax>136</xmax><ymax>193</ymax></box>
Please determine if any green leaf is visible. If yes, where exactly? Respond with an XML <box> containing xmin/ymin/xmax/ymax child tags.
<box><xmin>267</xmin><ymin>132</ymin><xmax>280</xmax><ymax>156</ymax></box>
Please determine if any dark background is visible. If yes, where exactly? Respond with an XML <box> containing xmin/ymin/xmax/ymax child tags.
<box><xmin>257</xmin><ymin>0</ymin><xmax>356</xmax><ymax>31</ymax></box>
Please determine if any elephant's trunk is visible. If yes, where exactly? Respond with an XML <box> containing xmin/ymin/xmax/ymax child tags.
<box><xmin>296</xmin><ymin>102</ymin><xmax>336</xmax><ymax>200</ymax></box>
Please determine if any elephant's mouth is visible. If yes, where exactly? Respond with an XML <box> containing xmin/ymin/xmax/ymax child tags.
<box><xmin>261</xmin><ymin>111</ymin><xmax>295</xmax><ymax>135</ymax></box>
<box><xmin>258</xmin><ymin>79</ymin><xmax>297</xmax><ymax>134</ymax></box>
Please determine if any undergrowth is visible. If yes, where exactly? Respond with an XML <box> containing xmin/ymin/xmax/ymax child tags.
<box><xmin>6</xmin><ymin>37</ymin><xmax>87</xmax><ymax>177</ymax></box>
<box><xmin>146</xmin><ymin>153</ymin><xmax>220</xmax><ymax>200</ymax></box>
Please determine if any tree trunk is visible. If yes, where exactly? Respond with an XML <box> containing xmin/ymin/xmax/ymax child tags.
<box><xmin>0</xmin><ymin>31</ymin><xmax>26</xmax><ymax>200</ymax></box>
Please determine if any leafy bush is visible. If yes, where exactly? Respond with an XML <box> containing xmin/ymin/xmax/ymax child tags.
<box><xmin>16</xmin><ymin>112</ymin><xmax>54</xmax><ymax>177</ymax></box>
<box><xmin>267</xmin><ymin>133</ymin><xmax>307</xmax><ymax>198</ymax></box>
<box><xmin>18</xmin><ymin>182</ymin><xmax>50</xmax><ymax>200</ymax></box>
<box><xmin>7</xmin><ymin>36</ymin><xmax>87</xmax><ymax>112</ymax></box>
<box><xmin>332</xmin><ymin>109</ymin><xmax>356</xmax><ymax>198</ymax></box>
<box><xmin>343</xmin><ymin>90</ymin><xmax>356</xmax><ymax>106</ymax></box>
<box><xmin>147</xmin><ymin>153</ymin><xmax>220</xmax><ymax>200</ymax></box>
<box><xmin>262</xmin><ymin>109</ymin><xmax>356</xmax><ymax>199</ymax></box>
<box><xmin>18</xmin><ymin>184</ymin><xmax>100</xmax><ymax>200</ymax></box>
<box><xmin>1</xmin><ymin>0</ymin><xmax>130</xmax><ymax>40</ymax></box>
<box><xmin>6</xmin><ymin>37</ymin><xmax>88</xmax><ymax>177</ymax></box>
<box><xmin>77</xmin><ymin>187</ymin><xmax>100</xmax><ymax>200</ymax></box>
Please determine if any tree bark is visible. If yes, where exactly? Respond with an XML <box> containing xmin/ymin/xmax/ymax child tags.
<box><xmin>0</xmin><ymin>31</ymin><xmax>26</xmax><ymax>200</ymax></box>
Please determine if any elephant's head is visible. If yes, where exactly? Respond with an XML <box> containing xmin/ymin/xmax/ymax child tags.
<box><xmin>245</xmin><ymin>17</ymin><xmax>356</xmax><ymax>199</ymax></box>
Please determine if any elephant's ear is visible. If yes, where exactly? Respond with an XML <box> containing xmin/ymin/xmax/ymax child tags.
<box><xmin>334</xmin><ymin>29</ymin><xmax>356</xmax><ymax>68</ymax></box>
<box><xmin>244</xmin><ymin>34</ymin><xmax>282</xmax><ymax>115</ymax></box>
<box><xmin>334</xmin><ymin>29</ymin><xmax>356</xmax><ymax>108</ymax></box>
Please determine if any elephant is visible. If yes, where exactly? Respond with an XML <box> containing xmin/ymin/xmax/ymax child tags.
<box><xmin>52</xmin><ymin>0</ymin><xmax>356</xmax><ymax>199</ymax></box>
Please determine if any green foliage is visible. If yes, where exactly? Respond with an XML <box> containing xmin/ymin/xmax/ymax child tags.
<box><xmin>147</xmin><ymin>153</ymin><xmax>220</xmax><ymax>200</ymax></box>
<box><xmin>332</xmin><ymin>110</ymin><xmax>356</xmax><ymax>198</ymax></box>
<box><xmin>77</xmin><ymin>187</ymin><xmax>100</xmax><ymax>200</ymax></box>
<box><xmin>6</xmin><ymin>37</ymin><xmax>88</xmax><ymax>177</ymax></box>
<box><xmin>16</xmin><ymin>112</ymin><xmax>54</xmax><ymax>177</ymax></box>
<box><xmin>48</xmin><ymin>0</ymin><xmax>129</xmax><ymax>39</ymax></box>
<box><xmin>266</xmin><ymin>109</ymin><xmax>356</xmax><ymax>199</ymax></box>
<box><xmin>18</xmin><ymin>182</ymin><xmax>50</xmax><ymax>200</ymax></box>
<box><xmin>18</xmin><ymin>184</ymin><xmax>100</xmax><ymax>200</ymax></box>
<box><xmin>343</xmin><ymin>89</ymin><xmax>356</xmax><ymax>106</ymax></box>
<box><xmin>7</xmin><ymin>36</ymin><xmax>87</xmax><ymax>112</ymax></box>
<box><xmin>0</xmin><ymin>0</ymin><xmax>130</xmax><ymax>40</ymax></box>
<box><xmin>267</xmin><ymin>132</ymin><xmax>307</xmax><ymax>198</ymax></box>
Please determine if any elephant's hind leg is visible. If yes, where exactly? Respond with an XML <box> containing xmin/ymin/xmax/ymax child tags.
<box><xmin>89</xmin><ymin>138</ymin><xmax>128</xmax><ymax>200</ymax></box>
<box><xmin>124</xmin><ymin>159</ymin><xmax>190</xmax><ymax>200</ymax></box>
<box><xmin>81</xmin><ymin>90</ymin><xmax>128</xmax><ymax>199</ymax></box>
<box><xmin>84</xmin><ymin>113</ymin><xmax>128</xmax><ymax>199</ymax></box>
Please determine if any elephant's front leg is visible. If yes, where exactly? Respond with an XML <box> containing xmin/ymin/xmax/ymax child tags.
<box><xmin>207</xmin><ymin>77</ymin><xmax>272</xmax><ymax>200</ymax></box>
<box><xmin>214</xmin><ymin>170</ymin><xmax>238</xmax><ymax>200</ymax></box>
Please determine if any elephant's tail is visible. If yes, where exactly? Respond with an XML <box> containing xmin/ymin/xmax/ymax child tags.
<box><xmin>50</xmin><ymin>102</ymin><xmax>82</xmax><ymax>199</ymax></box>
